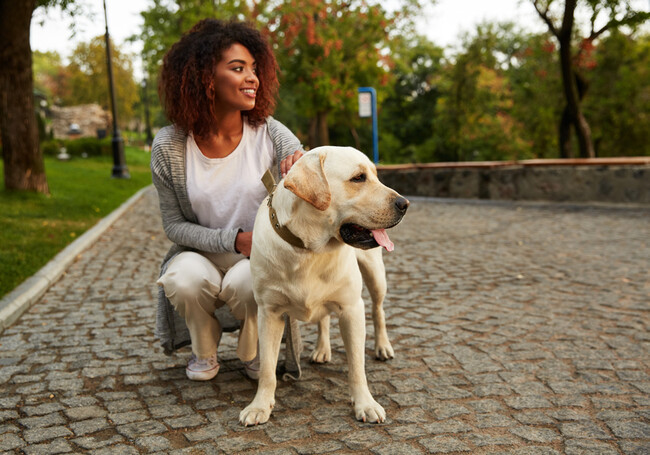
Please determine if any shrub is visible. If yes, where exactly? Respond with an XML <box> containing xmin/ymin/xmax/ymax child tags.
<box><xmin>40</xmin><ymin>137</ymin><xmax>113</xmax><ymax>158</ymax></box>
<box><xmin>64</xmin><ymin>137</ymin><xmax>112</xmax><ymax>158</ymax></box>
<box><xmin>41</xmin><ymin>139</ymin><xmax>63</xmax><ymax>157</ymax></box>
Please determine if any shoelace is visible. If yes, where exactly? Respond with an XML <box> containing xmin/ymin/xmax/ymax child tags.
<box><xmin>189</xmin><ymin>354</ymin><xmax>218</xmax><ymax>369</ymax></box>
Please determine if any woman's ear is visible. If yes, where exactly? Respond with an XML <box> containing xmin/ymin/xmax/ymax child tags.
<box><xmin>283</xmin><ymin>152</ymin><xmax>331</xmax><ymax>211</ymax></box>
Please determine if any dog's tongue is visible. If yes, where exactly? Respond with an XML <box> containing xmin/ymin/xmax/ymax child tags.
<box><xmin>371</xmin><ymin>229</ymin><xmax>394</xmax><ymax>252</ymax></box>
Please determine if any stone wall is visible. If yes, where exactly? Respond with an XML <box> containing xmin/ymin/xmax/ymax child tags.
<box><xmin>377</xmin><ymin>158</ymin><xmax>650</xmax><ymax>204</ymax></box>
<box><xmin>50</xmin><ymin>104</ymin><xmax>111</xmax><ymax>139</ymax></box>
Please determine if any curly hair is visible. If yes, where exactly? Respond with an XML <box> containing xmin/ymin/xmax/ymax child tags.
<box><xmin>158</xmin><ymin>19</ymin><xmax>279</xmax><ymax>136</ymax></box>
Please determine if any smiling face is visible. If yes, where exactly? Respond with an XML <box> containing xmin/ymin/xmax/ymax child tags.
<box><xmin>212</xmin><ymin>43</ymin><xmax>259</xmax><ymax>114</ymax></box>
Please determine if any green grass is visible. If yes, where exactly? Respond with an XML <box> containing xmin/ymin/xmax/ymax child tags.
<box><xmin>0</xmin><ymin>146</ymin><xmax>152</xmax><ymax>299</ymax></box>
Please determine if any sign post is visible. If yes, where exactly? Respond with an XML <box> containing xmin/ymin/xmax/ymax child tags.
<box><xmin>358</xmin><ymin>87</ymin><xmax>378</xmax><ymax>164</ymax></box>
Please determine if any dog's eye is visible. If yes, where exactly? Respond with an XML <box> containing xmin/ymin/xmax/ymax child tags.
<box><xmin>350</xmin><ymin>173</ymin><xmax>366</xmax><ymax>183</ymax></box>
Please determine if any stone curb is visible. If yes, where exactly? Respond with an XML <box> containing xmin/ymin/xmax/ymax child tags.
<box><xmin>0</xmin><ymin>184</ymin><xmax>152</xmax><ymax>332</ymax></box>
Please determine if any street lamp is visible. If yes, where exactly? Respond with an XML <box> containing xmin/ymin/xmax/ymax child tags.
<box><xmin>103</xmin><ymin>0</ymin><xmax>129</xmax><ymax>178</ymax></box>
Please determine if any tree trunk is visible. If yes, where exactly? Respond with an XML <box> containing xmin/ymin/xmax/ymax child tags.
<box><xmin>557</xmin><ymin>0</ymin><xmax>595</xmax><ymax>159</ymax></box>
<box><xmin>308</xmin><ymin>117</ymin><xmax>317</xmax><ymax>149</ymax></box>
<box><xmin>559</xmin><ymin>71</ymin><xmax>591</xmax><ymax>158</ymax></box>
<box><xmin>0</xmin><ymin>0</ymin><xmax>49</xmax><ymax>193</ymax></box>
<box><xmin>349</xmin><ymin>126</ymin><xmax>361</xmax><ymax>151</ymax></box>
<box><xmin>559</xmin><ymin>106</ymin><xmax>572</xmax><ymax>158</ymax></box>
<box><xmin>308</xmin><ymin>110</ymin><xmax>330</xmax><ymax>148</ymax></box>
<box><xmin>317</xmin><ymin>111</ymin><xmax>329</xmax><ymax>146</ymax></box>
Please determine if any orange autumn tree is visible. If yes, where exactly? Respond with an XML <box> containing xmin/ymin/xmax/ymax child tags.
<box><xmin>263</xmin><ymin>0</ymin><xmax>396</xmax><ymax>148</ymax></box>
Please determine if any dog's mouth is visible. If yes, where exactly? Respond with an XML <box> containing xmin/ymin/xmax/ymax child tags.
<box><xmin>339</xmin><ymin>223</ymin><xmax>394</xmax><ymax>252</ymax></box>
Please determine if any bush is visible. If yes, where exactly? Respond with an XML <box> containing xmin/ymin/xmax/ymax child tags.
<box><xmin>41</xmin><ymin>139</ymin><xmax>63</xmax><ymax>157</ymax></box>
<box><xmin>65</xmin><ymin>137</ymin><xmax>112</xmax><ymax>158</ymax></box>
<box><xmin>40</xmin><ymin>137</ymin><xmax>112</xmax><ymax>158</ymax></box>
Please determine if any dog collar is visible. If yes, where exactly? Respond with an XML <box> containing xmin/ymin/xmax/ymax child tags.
<box><xmin>262</xmin><ymin>170</ymin><xmax>307</xmax><ymax>250</ymax></box>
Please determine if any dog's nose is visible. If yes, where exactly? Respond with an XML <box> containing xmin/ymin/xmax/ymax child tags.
<box><xmin>394</xmin><ymin>196</ymin><xmax>409</xmax><ymax>213</ymax></box>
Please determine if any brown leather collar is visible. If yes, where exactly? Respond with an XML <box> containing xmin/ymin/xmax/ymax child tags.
<box><xmin>262</xmin><ymin>170</ymin><xmax>306</xmax><ymax>249</ymax></box>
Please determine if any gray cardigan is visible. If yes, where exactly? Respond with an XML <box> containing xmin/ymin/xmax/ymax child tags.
<box><xmin>151</xmin><ymin>117</ymin><xmax>304</xmax><ymax>378</ymax></box>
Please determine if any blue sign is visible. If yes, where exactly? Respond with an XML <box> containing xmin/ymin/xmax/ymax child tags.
<box><xmin>358</xmin><ymin>87</ymin><xmax>378</xmax><ymax>164</ymax></box>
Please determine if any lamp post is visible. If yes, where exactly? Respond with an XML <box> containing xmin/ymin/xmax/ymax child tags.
<box><xmin>103</xmin><ymin>0</ymin><xmax>129</xmax><ymax>178</ymax></box>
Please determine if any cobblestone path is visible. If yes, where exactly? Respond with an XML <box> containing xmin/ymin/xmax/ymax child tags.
<box><xmin>0</xmin><ymin>187</ymin><xmax>648</xmax><ymax>454</ymax></box>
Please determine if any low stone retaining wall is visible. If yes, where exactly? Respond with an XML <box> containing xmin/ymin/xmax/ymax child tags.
<box><xmin>377</xmin><ymin>157</ymin><xmax>650</xmax><ymax>204</ymax></box>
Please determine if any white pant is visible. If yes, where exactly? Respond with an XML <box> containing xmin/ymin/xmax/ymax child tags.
<box><xmin>157</xmin><ymin>251</ymin><xmax>258</xmax><ymax>361</ymax></box>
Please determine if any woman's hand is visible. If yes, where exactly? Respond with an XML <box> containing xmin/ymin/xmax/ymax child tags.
<box><xmin>235</xmin><ymin>231</ymin><xmax>253</xmax><ymax>257</ymax></box>
<box><xmin>280</xmin><ymin>150</ymin><xmax>304</xmax><ymax>178</ymax></box>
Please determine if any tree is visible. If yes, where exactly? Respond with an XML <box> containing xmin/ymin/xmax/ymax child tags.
<box><xmin>33</xmin><ymin>50</ymin><xmax>71</xmax><ymax>104</ymax></box>
<box><xmin>507</xmin><ymin>32</ymin><xmax>564</xmax><ymax>158</ymax></box>
<box><xmin>0</xmin><ymin>0</ymin><xmax>85</xmax><ymax>193</ymax></box>
<box><xmin>379</xmin><ymin>35</ymin><xmax>445</xmax><ymax>163</ymax></box>
<box><xmin>432</xmin><ymin>23</ymin><xmax>533</xmax><ymax>162</ymax></box>
<box><xmin>584</xmin><ymin>31</ymin><xmax>650</xmax><ymax>156</ymax></box>
<box><xmin>264</xmin><ymin>0</ymin><xmax>395</xmax><ymax>148</ymax></box>
<box><xmin>0</xmin><ymin>0</ymin><xmax>49</xmax><ymax>193</ymax></box>
<box><xmin>531</xmin><ymin>0</ymin><xmax>649</xmax><ymax>158</ymax></box>
<box><xmin>64</xmin><ymin>37</ymin><xmax>139</xmax><ymax>126</ymax></box>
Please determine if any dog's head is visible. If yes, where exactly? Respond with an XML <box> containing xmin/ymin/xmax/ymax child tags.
<box><xmin>282</xmin><ymin>146</ymin><xmax>409</xmax><ymax>251</ymax></box>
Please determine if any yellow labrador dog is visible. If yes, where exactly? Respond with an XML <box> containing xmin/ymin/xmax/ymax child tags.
<box><xmin>240</xmin><ymin>146</ymin><xmax>408</xmax><ymax>426</ymax></box>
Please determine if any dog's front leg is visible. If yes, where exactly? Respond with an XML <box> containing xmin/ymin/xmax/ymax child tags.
<box><xmin>339</xmin><ymin>298</ymin><xmax>386</xmax><ymax>423</ymax></box>
<box><xmin>239</xmin><ymin>308</ymin><xmax>284</xmax><ymax>426</ymax></box>
<box><xmin>310</xmin><ymin>314</ymin><xmax>332</xmax><ymax>363</ymax></box>
<box><xmin>357</xmin><ymin>250</ymin><xmax>394</xmax><ymax>360</ymax></box>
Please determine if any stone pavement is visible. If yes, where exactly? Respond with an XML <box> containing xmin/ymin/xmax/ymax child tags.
<box><xmin>0</xmin><ymin>186</ymin><xmax>648</xmax><ymax>454</ymax></box>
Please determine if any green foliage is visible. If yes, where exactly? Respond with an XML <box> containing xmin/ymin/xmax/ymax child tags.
<box><xmin>137</xmin><ymin>0</ymin><xmax>252</xmax><ymax>78</ymax></box>
<box><xmin>379</xmin><ymin>19</ymin><xmax>648</xmax><ymax>162</ymax></box>
<box><xmin>40</xmin><ymin>139</ymin><xmax>61</xmax><ymax>157</ymax></box>
<box><xmin>378</xmin><ymin>36</ymin><xmax>445</xmax><ymax>163</ymax></box>
<box><xmin>266</xmin><ymin>0</ymin><xmax>404</xmax><ymax>147</ymax></box>
<box><xmin>0</xmin><ymin>146</ymin><xmax>152</xmax><ymax>298</ymax></box>
<box><xmin>32</xmin><ymin>50</ymin><xmax>67</xmax><ymax>103</ymax></box>
<box><xmin>40</xmin><ymin>137</ymin><xmax>113</xmax><ymax>158</ymax></box>
<box><xmin>584</xmin><ymin>31</ymin><xmax>650</xmax><ymax>156</ymax></box>
<box><xmin>530</xmin><ymin>0</ymin><xmax>650</xmax><ymax>157</ymax></box>
<box><xmin>428</xmin><ymin>23</ymin><xmax>535</xmax><ymax>162</ymax></box>
<box><xmin>128</xmin><ymin>0</ymin><xmax>648</xmax><ymax>163</ymax></box>
<box><xmin>508</xmin><ymin>32</ymin><xmax>563</xmax><ymax>158</ymax></box>
<box><xmin>64</xmin><ymin>37</ymin><xmax>138</xmax><ymax>124</ymax></box>
<box><xmin>31</xmin><ymin>38</ymin><xmax>139</xmax><ymax>129</ymax></box>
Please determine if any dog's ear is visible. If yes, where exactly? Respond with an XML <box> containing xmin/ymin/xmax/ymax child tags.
<box><xmin>283</xmin><ymin>152</ymin><xmax>331</xmax><ymax>211</ymax></box>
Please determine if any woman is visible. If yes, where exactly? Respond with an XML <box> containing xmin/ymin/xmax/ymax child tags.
<box><xmin>151</xmin><ymin>19</ymin><xmax>304</xmax><ymax>381</ymax></box>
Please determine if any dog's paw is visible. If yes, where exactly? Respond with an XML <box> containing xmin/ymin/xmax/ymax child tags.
<box><xmin>375</xmin><ymin>341</ymin><xmax>394</xmax><ymax>361</ymax></box>
<box><xmin>239</xmin><ymin>404</ymin><xmax>272</xmax><ymax>426</ymax></box>
<box><xmin>354</xmin><ymin>399</ymin><xmax>386</xmax><ymax>424</ymax></box>
<box><xmin>310</xmin><ymin>345</ymin><xmax>331</xmax><ymax>363</ymax></box>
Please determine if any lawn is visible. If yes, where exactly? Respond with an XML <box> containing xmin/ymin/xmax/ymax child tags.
<box><xmin>0</xmin><ymin>146</ymin><xmax>152</xmax><ymax>299</ymax></box>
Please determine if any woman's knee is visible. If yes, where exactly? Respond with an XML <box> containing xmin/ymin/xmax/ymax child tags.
<box><xmin>158</xmin><ymin>253</ymin><xmax>222</xmax><ymax>309</ymax></box>
<box><xmin>220</xmin><ymin>260</ymin><xmax>255</xmax><ymax>317</ymax></box>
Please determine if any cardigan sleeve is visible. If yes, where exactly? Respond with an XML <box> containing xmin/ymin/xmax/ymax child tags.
<box><xmin>267</xmin><ymin>117</ymin><xmax>305</xmax><ymax>179</ymax></box>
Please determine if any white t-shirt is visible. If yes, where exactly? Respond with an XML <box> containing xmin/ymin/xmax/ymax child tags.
<box><xmin>186</xmin><ymin>121</ymin><xmax>274</xmax><ymax>232</ymax></box>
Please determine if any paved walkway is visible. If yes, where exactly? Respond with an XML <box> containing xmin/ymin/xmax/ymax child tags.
<box><xmin>0</xmin><ymin>187</ymin><xmax>648</xmax><ymax>454</ymax></box>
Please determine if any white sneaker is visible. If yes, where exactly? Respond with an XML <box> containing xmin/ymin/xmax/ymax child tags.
<box><xmin>243</xmin><ymin>354</ymin><xmax>260</xmax><ymax>380</ymax></box>
<box><xmin>186</xmin><ymin>353</ymin><xmax>220</xmax><ymax>381</ymax></box>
